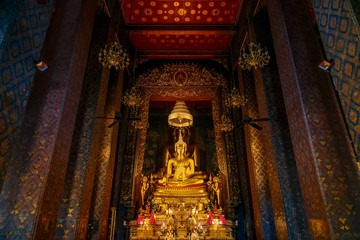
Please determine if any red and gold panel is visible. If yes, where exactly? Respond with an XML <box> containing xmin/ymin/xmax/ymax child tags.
<box><xmin>136</xmin><ymin>52</ymin><xmax>225</xmax><ymax>59</ymax></box>
<box><xmin>122</xmin><ymin>0</ymin><xmax>241</xmax><ymax>24</ymax></box>
<box><xmin>130</xmin><ymin>30</ymin><xmax>232</xmax><ymax>50</ymax></box>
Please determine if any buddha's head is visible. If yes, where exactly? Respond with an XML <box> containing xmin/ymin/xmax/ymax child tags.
<box><xmin>175</xmin><ymin>139</ymin><xmax>187</xmax><ymax>156</ymax></box>
<box><xmin>175</xmin><ymin>130</ymin><xmax>187</xmax><ymax>156</ymax></box>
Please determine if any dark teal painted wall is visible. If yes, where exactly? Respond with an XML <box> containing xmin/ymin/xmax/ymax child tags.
<box><xmin>312</xmin><ymin>0</ymin><xmax>360</xmax><ymax>158</ymax></box>
<box><xmin>0</xmin><ymin>0</ymin><xmax>54</xmax><ymax>189</ymax></box>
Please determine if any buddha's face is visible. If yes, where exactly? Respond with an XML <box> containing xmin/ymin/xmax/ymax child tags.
<box><xmin>176</xmin><ymin>143</ymin><xmax>186</xmax><ymax>156</ymax></box>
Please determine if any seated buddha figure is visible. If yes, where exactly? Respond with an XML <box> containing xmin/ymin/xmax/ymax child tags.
<box><xmin>161</xmin><ymin>131</ymin><xmax>206</xmax><ymax>187</ymax></box>
<box><xmin>167</xmin><ymin>137</ymin><xmax>194</xmax><ymax>180</ymax></box>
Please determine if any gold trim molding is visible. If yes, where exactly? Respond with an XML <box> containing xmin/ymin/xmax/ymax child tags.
<box><xmin>135</xmin><ymin>63</ymin><xmax>227</xmax><ymax>87</ymax></box>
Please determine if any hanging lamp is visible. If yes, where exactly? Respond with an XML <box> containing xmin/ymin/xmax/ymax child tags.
<box><xmin>99</xmin><ymin>41</ymin><xmax>130</xmax><ymax>70</ymax></box>
<box><xmin>238</xmin><ymin>0</ymin><xmax>270</xmax><ymax>70</ymax></box>
<box><xmin>122</xmin><ymin>51</ymin><xmax>143</xmax><ymax>108</ymax></box>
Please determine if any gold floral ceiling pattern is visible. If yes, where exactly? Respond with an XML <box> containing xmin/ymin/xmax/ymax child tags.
<box><xmin>122</xmin><ymin>0</ymin><xmax>241</xmax><ymax>24</ymax></box>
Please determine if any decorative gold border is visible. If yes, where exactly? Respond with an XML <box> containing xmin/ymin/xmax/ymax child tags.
<box><xmin>134</xmin><ymin>87</ymin><xmax>227</xmax><ymax>176</ymax></box>
<box><xmin>135</xmin><ymin>63</ymin><xmax>227</xmax><ymax>87</ymax></box>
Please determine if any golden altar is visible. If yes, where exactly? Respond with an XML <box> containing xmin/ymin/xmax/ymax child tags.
<box><xmin>128</xmin><ymin>102</ymin><xmax>234</xmax><ymax>239</ymax></box>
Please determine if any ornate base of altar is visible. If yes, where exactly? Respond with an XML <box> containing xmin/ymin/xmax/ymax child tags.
<box><xmin>130</xmin><ymin>180</ymin><xmax>234</xmax><ymax>239</ymax></box>
<box><xmin>129</xmin><ymin>220</ymin><xmax>234</xmax><ymax>239</ymax></box>
<box><xmin>154</xmin><ymin>184</ymin><xmax>208</xmax><ymax>198</ymax></box>
<box><xmin>152</xmin><ymin>183</ymin><xmax>209</xmax><ymax>210</ymax></box>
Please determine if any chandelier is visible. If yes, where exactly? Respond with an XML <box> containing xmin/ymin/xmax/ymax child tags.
<box><xmin>238</xmin><ymin>42</ymin><xmax>270</xmax><ymax>70</ymax></box>
<box><xmin>122</xmin><ymin>87</ymin><xmax>143</xmax><ymax>108</ymax></box>
<box><xmin>225</xmin><ymin>87</ymin><xmax>247</xmax><ymax>108</ymax></box>
<box><xmin>219</xmin><ymin>115</ymin><xmax>234</xmax><ymax>132</ymax></box>
<box><xmin>99</xmin><ymin>42</ymin><xmax>130</xmax><ymax>70</ymax></box>
<box><xmin>237</xmin><ymin>0</ymin><xmax>270</xmax><ymax>71</ymax></box>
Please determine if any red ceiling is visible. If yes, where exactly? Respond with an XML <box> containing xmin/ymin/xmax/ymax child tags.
<box><xmin>130</xmin><ymin>30</ymin><xmax>232</xmax><ymax>50</ymax></box>
<box><xmin>122</xmin><ymin>0</ymin><xmax>241</xmax><ymax>24</ymax></box>
<box><xmin>122</xmin><ymin>0</ymin><xmax>242</xmax><ymax>58</ymax></box>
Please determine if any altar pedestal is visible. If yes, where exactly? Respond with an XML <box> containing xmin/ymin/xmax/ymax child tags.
<box><xmin>129</xmin><ymin>220</ymin><xmax>234</xmax><ymax>239</ymax></box>
<box><xmin>207</xmin><ymin>224</ymin><xmax>233</xmax><ymax>239</ymax></box>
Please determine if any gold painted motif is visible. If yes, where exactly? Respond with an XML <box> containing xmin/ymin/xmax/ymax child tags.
<box><xmin>309</xmin><ymin>219</ymin><xmax>327</xmax><ymax>238</ymax></box>
<box><xmin>135</xmin><ymin>63</ymin><xmax>227</xmax><ymax>87</ymax></box>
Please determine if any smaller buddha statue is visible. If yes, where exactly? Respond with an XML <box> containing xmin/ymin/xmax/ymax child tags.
<box><xmin>140</xmin><ymin>176</ymin><xmax>149</xmax><ymax>207</ymax></box>
<box><xmin>167</xmin><ymin>215</ymin><xmax>176</xmax><ymax>233</ymax></box>
<box><xmin>144</xmin><ymin>204</ymin><xmax>151</xmax><ymax>217</ymax></box>
<box><xmin>189</xmin><ymin>214</ymin><xmax>197</xmax><ymax>232</ymax></box>
<box><xmin>149</xmin><ymin>173</ymin><xmax>156</xmax><ymax>195</ymax></box>
<box><xmin>207</xmin><ymin>175</ymin><xmax>221</xmax><ymax>208</ymax></box>
<box><xmin>212</xmin><ymin>177</ymin><xmax>221</xmax><ymax>207</ymax></box>
<box><xmin>197</xmin><ymin>199</ymin><xmax>204</xmax><ymax>212</ymax></box>
<box><xmin>158</xmin><ymin>198</ymin><xmax>168</xmax><ymax>213</ymax></box>
<box><xmin>213</xmin><ymin>204</ymin><xmax>219</xmax><ymax>217</ymax></box>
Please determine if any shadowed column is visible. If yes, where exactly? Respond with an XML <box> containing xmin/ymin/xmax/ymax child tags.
<box><xmin>232</xmin><ymin>94</ymin><xmax>254</xmax><ymax>240</ymax></box>
<box><xmin>0</xmin><ymin>0</ymin><xmax>98</xmax><ymax>239</ymax></box>
<box><xmin>54</xmin><ymin>12</ymin><xmax>111</xmax><ymax>240</ymax></box>
<box><xmin>246</xmin><ymin>17</ymin><xmax>289</xmax><ymax>238</ymax></box>
<box><xmin>252</xmin><ymin>9</ymin><xmax>310</xmax><ymax>239</ymax></box>
<box><xmin>88</xmin><ymin>68</ymin><xmax>124</xmax><ymax>240</ymax></box>
<box><xmin>268</xmin><ymin>0</ymin><xmax>360</xmax><ymax>238</ymax></box>
<box><xmin>241</xmin><ymin>69</ymin><xmax>276</xmax><ymax>239</ymax></box>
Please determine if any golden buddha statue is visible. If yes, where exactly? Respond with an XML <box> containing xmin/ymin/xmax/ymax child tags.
<box><xmin>207</xmin><ymin>175</ymin><xmax>222</xmax><ymax>208</ymax></box>
<box><xmin>159</xmin><ymin>131</ymin><xmax>206</xmax><ymax>187</ymax></box>
<box><xmin>151</xmin><ymin>102</ymin><xmax>209</xmax><ymax>205</ymax></box>
<box><xmin>140</xmin><ymin>176</ymin><xmax>149</xmax><ymax>207</ymax></box>
<box><xmin>167</xmin><ymin>134</ymin><xmax>194</xmax><ymax>179</ymax></box>
<box><xmin>212</xmin><ymin>177</ymin><xmax>221</xmax><ymax>206</ymax></box>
